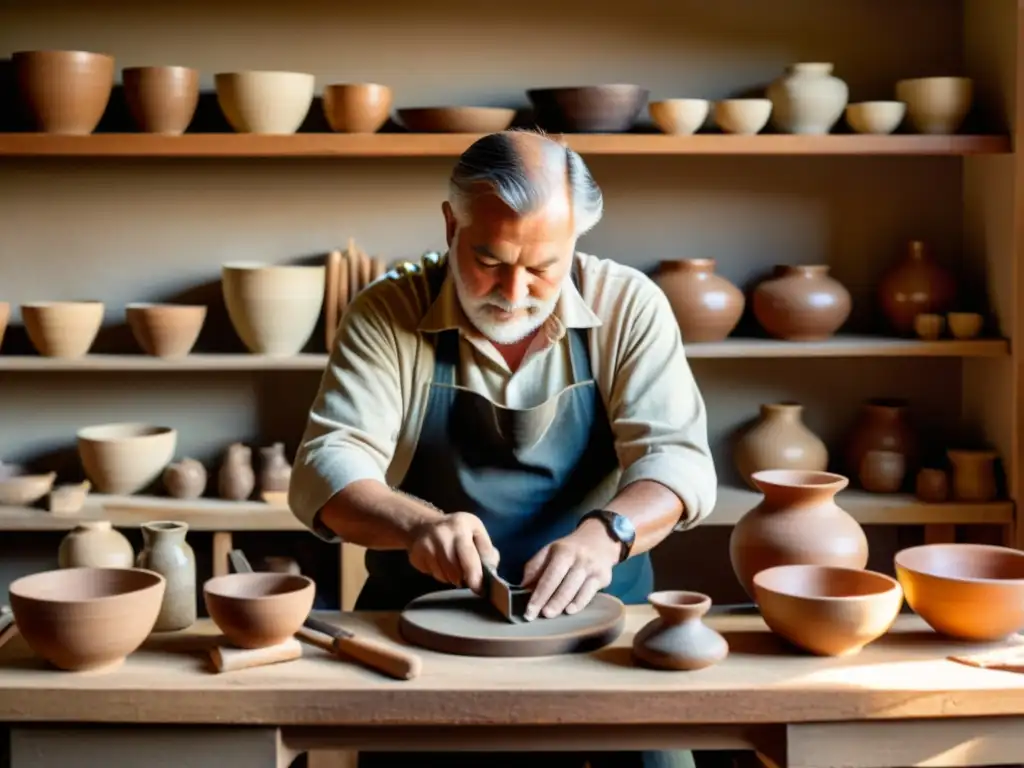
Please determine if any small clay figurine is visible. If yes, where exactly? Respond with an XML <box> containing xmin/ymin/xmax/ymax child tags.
<box><xmin>259</xmin><ymin>442</ymin><xmax>292</xmax><ymax>493</ymax></box>
<box><xmin>218</xmin><ymin>443</ymin><xmax>254</xmax><ymax>501</ymax></box>
<box><xmin>163</xmin><ymin>458</ymin><xmax>207</xmax><ymax>500</ymax></box>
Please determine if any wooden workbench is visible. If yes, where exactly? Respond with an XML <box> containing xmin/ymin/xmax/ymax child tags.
<box><xmin>2</xmin><ymin>608</ymin><xmax>1024</xmax><ymax>768</ymax></box>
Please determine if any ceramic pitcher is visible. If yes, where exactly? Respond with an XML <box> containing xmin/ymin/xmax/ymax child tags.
<box><xmin>136</xmin><ymin>520</ymin><xmax>196</xmax><ymax>631</ymax></box>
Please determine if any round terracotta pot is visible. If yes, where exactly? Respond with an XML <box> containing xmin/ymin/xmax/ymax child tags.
<box><xmin>844</xmin><ymin>399</ymin><xmax>918</xmax><ymax>489</ymax></box>
<box><xmin>734</xmin><ymin>403</ymin><xmax>829</xmax><ymax>489</ymax></box>
<box><xmin>653</xmin><ymin>259</ymin><xmax>745</xmax><ymax>343</ymax></box>
<box><xmin>632</xmin><ymin>591</ymin><xmax>729</xmax><ymax>671</ymax></box>
<box><xmin>729</xmin><ymin>469</ymin><xmax>868</xmax><ymax>599</ymax></box>
<box><xmin>14</xmin><ymin>50</ymin><xmax>115</xmax><ymax>134</ymax></box>
<box><xmin>752</xmin><ymin>265</ymin><xmax>851</xmax><ymax>341</ymax></box>
<box><xmin>878</xmin><ymin>240</ymin><xmax>957</xmax><ymax>336</ymax></box>
<box><xmin>123</xmin><ymin>66</ymin><xmax>199</xmax><ymax>135</ymax></box>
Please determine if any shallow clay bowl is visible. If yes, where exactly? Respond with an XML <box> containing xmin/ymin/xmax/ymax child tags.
<box><xmin>397</xmin><ymin>107</ymin><xmax>515</xmax><ymax>133</ymax></box>
<box><xmin>126</xmin><ymin>303</ymin><xmax>207</xmax><ymax>358</ymax></box>
<box><xmin>895</xmin><ymin>543</ymin><xmax>1024</xmax><ymax>640</ymax></box>
<box><xmin>21</xmin><ymin>300</ymin><xmax>104</xmax><ymax>358</ymax></box>
<box><xmin>77</xmin><ymin>422</ymin><xmax>177</xmax><ymax>495</ymax></box>
<box><xmin>9</xmin><ymin>567</ymin><xmax>165</xmax><ymax>671</ymax></box>
<box><xmin>527</xmin><ymin>85</ymin><xmax>649</xmax><ymax>133</ymax></box>
<box><xmin>754</xmin><ymin>564</ymin><xmax>904</xmax><ymax>656</ymax></box>
<box><xmin>323</xmin><ymin>83</ymin><xmax>393</xmax><ymax>133</ymax></box>
<box><xmin>204</xmin><ymin>572</ymin><xmax>316</xmax><ymax>649</ymax></box>
<box><xmin>0</xmin><ymin>470</ymin><xmax>57</xmax><ymax>506</ymax></box>
<box><xmin>14</xmin><ymin>50</ymin><xmax>115</xmax><ymax>134</ymax></box>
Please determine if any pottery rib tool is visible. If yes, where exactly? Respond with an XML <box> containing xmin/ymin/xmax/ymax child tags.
<box><xmin>325</xmin><ymin>250</ymin><xmax>341</xmax><ymax>351</ymax></box>
<box><xmin>481</xmin><ymin>563</ymin><xmax>532</xmax><ymax>624</ymax></box>
<box><xmin>228</xmin><ymin>549</ymin><xmax>422</xmax><ymax>680</ymax></box>
<box><xmin>210</xmin><ymin>637</ymin><xmax>303</xmax><ymax>673</ymax></box>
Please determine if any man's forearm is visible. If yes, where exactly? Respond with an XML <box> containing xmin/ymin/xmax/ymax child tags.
<box><xmin>319</xmin><ymin>479</ymin><xmax>445</xmax><ymax>549</ymax></box>
<box><xmin>579</xmin><ymin>479</ymin><xmax>684</xmax><ymax>557</ymax></box>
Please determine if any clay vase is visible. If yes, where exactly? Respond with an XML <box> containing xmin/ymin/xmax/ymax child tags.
<box><xmin>218</xmin><ymin>443</ymin><xmax>255</xmax><ymax>501</ymax></box>
<box><xmin>57</xmin><ymin>521</ymin><xmax>134</xmax><ymax>569</ymax></box>
<box><xmin>653</xmin><ymin>259</ymin><xmax>745</xmax><ymax>343</ymax></box>
<box><xmin>878</xmin><ymin>240</ymin><xmax>957</xmax><ymax>336</ymax></box>
<box><xmin>733</xmin><ymin>403</ymin><xmax>828</xmax><ymax>490</ymax></box>
<box><xmin>858</xmin><ymin>449</ymin><xmax>906</xmax><ymax>494</ymax></box>
<box><xmin>632</xmin><ymin>591</ymin><xmax>729</xmax><ymax>671</ymax></box>
<box><xmin>163</xmin><ymin>458</ymin><xmax>207</xmax><ymax>500</ymax></box>
<box><xmin>136</xmin><ymin>521</ymin><xmax>196</xmax><ymax>631</ymax></box>
<box><xmin>259</xmin><ymin>442</ymin><xmax>292</xmax><ymax>493</ymax></box>
<box><xmin>752</xmin><ymin>265</ymin><xmax>851</xmax><ymax>341</ymax></box>
<box><xmin>767</xmin><ymin>62</ymin><xmax>849</xmax><ymax>135</ymax></box>
<box><xmin>729</xmin><ymin>469</ymin><xmax>868</xmax><ymax>599</ymax></box>
<box><xmin>845</xmin><ymin>399</ymin><xmax>918</xmax><ymax>489</ymax></box>
<box><xmin>947</xmin><ymin>450</ymin><xmax>998</xmax><ymax>502</ymax></box>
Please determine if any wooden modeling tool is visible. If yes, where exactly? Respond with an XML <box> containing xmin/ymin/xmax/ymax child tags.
<box><xmin>210</xmin><ymin>637</ymin><xmax>303</xmax><ymax>673</ymax></box>
<box><xmin>481</xmin><ymin>563</ymin><xmax>532</xmax><ymax>624</ymax></box>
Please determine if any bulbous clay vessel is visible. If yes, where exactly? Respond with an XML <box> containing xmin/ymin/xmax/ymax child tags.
<box><xmin>845</xmin><ymin>399</ymin><xmax>918</xmax><ymax>489</ymax></box>
<box><xmin>259</xmin><ymin>442</ymin><xmax>292</xmax><ymax>493</ymax></box>
<box><xmin>653</xmin><ymin>259</ymin><xmax>745</xmax><ymax>342</ymax></box>
<box><xmin>632</xmin><ymin>591</ymin><xmax>729</xmax><ymax>671</ymax></box>
<box><xmin>767</xmin><ymin>62</ymin><xmax>849</xmax><ymax>135</ymax></box>
<box><xmin>752</xmin><ymin>265</ymin><xmax>851</xmax><ymax>341</ymax></box>
<box><xmin>218</xmin><ymin>442</ymin><xmax>254</xmax><ymax>501</ymax></box>
<box><xmin>163</xmin><ymin>458</ymin><xmax>207</xmax><ymax>499</ymax></box>
<box><xmin>136</xmin><ymin>521</ymin><xmax>196</xmax><ymax>631</ymax></box>
<box><xmin>58</xmin><ymin>521</ymin><xmax>134</xmax><ymax>568</ymax></box>
<box><xmin>878</xmin><ymin>240</ymin><xmax>957</xmax><ymax>336</ymax></box>
<box><xmin>729</xmin><ymin>469</ymin><xmax>868</xmax><ymax>599</ymax></box>
<box><xmin>734</xmin><ymin>403</ymin><xmax>828</xmax><ymax>489</ymax></box>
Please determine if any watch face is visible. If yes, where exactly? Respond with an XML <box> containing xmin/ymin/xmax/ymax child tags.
<box><xmin>611</xmin><ymin>513</ymin><xmax>636</xmax><ymax>543</ymax></box>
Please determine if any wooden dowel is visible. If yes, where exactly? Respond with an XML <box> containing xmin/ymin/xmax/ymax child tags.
<box><xmin>209</xmin><ymin>637</ymin><xmax>303</xmax><ymax>673</ymax></box>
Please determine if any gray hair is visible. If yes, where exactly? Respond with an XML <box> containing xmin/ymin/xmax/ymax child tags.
<box><xmin>447</xmin><ymin>129</ymin><xmax>603</xmax><ymax>238</ymax></box>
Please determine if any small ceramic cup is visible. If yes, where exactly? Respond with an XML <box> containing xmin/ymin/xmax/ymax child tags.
<box><xmin>845</xmin><ymin>101</ymin><xmax>906</xmax><ymax>135</ymax></box>
<box><xmin>914</xmin><ymin>313</ymin><xmax>945</xmax><ymax>340</ymax></box>
<box><xmin>713</xmin><ymin>99</ymin><xmax>772</xmax><ymax>135</ymax></box>
<box><xmin>947</xmin><ymin>312</ymin><xmax>983</xmax><ymax>339</ymax></box>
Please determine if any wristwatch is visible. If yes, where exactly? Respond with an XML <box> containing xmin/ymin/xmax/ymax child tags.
<box><xmin>578</xmin><ymin>509</ymin><xmax>636</xmax><ymax>563</ymax></box>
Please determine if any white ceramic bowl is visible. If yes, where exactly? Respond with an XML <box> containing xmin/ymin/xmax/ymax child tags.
<box><xmin>21</xmin><ymin>301</ymin><xmax>104</xmax><ymax>358</ymax></box>
<box><xmin>221</xmin><ymin>262</ymin><xmax>326</xmax><ymax>356</ymax></box>
<box><xmin>895</xmin><ymin>77</ymin><xmax>973</xmax><ymax>135</ymax></box>
<box><xmin>649</xmin><ymin>99</ymin><xmax>710</xmax><ymax>135</ymax></box>
<box><xmin>713</xmin><ymin>99</ymin><xmax>772</xmax><ymax>135</ymax></box>
<box><xmin>215</xmin><ymin>71</ymin><xmax>315</xmax><ymax>134</ymax></box>
<box><xmin>77</xmin><ymin>422</ymin><xmax>177</xmax><ymax>495</ymax></box>
<box><xmin>845</xmin><ymin>101</ymin><xmax>906</xmax><ymax>135</ymax></box>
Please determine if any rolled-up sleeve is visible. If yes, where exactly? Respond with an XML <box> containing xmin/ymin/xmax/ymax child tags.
<box><xmin>288</xmin><ymin>292</ymin><xmax>403</xmax><ymax>539</ymax></box>
<box><xmin>607</xmin><ymin>283</ymin><xmax>717</xmax><ymax>529</ymax></box>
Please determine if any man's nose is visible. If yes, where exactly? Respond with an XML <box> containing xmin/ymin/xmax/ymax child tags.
<box><xmin>499</xmin><ymin>268</ymin><xmax>529</xmax><ymax>305</ymax></box>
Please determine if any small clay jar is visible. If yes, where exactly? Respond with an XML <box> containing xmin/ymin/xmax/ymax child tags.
<box><xmin>915</xmin><ymin>468</ymin><xmax>950</xmax><ymax>503</ymax></box>
<box><xmin>653</xmin><ymin>259</ymin><xmax>745</xmax><ymax>343</ymax></box>
<box><xmin>858</xmin><ymin>449</ymin><xmax>906</xmax><ymax>494</ymax></box>
<box><xmin>259</xmin><ymin>442</ymin><xmax>292</xmax><ymax>493</ymax></box>
<box><xmin>632</xmin><ymin>591</ymin><xmax>729</xmax><ymax>671</ymax></box>
<box><xmin>136</xmin><ymin>520</ymin><xmax>196</xmax><ymax>631</ymax></box>
<box><xmin>58</xmin><ymin>521</ymin><xmax>134</xmax><ymax>568</ymax></box>
<box><xmin>733</xmin><ymin>403</ymin><xmax>828</xmax><ymax>490</ymax></box>
<box><xmin>218</xmin><ymin>442</ymin><xmax>254</xmax><ymax>501</ymax></box>
<box><xmin>752</xmin><ymin>265</ymin><xmax>852</xmax><ymax>341</ymax></box>
<box><xmin>947</xmin><ymin>449</ymin><xmax>998</xmax><ymax>502</ymax></box>
<box><xmin>163</xmin><ymin>458</ymin><xmax>207</xmax><ymax>499</ymax></box>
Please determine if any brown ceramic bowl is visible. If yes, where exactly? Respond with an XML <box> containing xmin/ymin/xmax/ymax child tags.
<box><xmin>527</xmin><ymin>85</ymin><xmax>649</xmax><ymax>133</ymax></box>
<box><xmin>323</xmin><ymin>83</ymin><xmax>393</xmax><ymax>133</ymax></box>
<box><xmin>21</xmin><ymin>300</ymin><xmax>104</xmax><ymax>358</ymax></box>
<box><xmin>77</xmin><ymin>422</ymin><xmax>178</xmax><ymax>495</ymax></box>
<box><xmin>895</xmin><ymin>543</ymin><xmax>1024</xmax><ymax>640</ymax></box>
<box><xmin>14</xmin><ymin>50</ymin><xmax>115</xmax><ymax>134</ymax></box>
<box><xmin>397</xmin><ymin>107</ymin><xmax>516</xmax><ymax>133</ymax></box>
<box><xmin>126</xmin><ymin>303</ymin><xmax>207</xmax><ymax>358</ymax></box>
<box><xmin>754</xmin><ymin>564</ymin><xmax>904</xmax><ymax>656</ymax></box>
<box><xmin>204</xmin><ymin>572</ymin><xmax>316</xmax><ymax>649</ymax></box>
<box><xmin>9</xmin><ymin>567</ymin><xmax>166</xmax><ymax>671</ymax></box>
<box><xmin>123</xmin><ymin>66</ymin><xmax>199</xmax><ymax>135</ymax></box>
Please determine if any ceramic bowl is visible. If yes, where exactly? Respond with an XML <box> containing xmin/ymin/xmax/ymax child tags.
<box><xmin>123</xmin><ymin>66</ymin><xmax>199</xmax><ymax>135</ymax></box>
<box><xmin>215</xmin><ymin>71</ymin><xmax>315</xmax><ymax>134</ymax></box>
<box><xmin>713</xmin><ymin>99</ymin><xmax>773</xmax><ymax>135</ymax></box>
<box><xmin>204</xmin><ymin>572</ymin><xmax>316</xmax><ymax>649</ymax></box>
<box><xmin>947</xmin><ymin>312</ymin><xmax>983</xmax><ymax>339</ymax></box>
<box><xmin>9</xmin><ymin>567</ymin><xmax>165</xmax><ymax>671</ymax></box>
<box><xmin>914</xmin><ymin>312</ymin><xmax>945</xmax><ymax>340</ymax></box>
<box><xmin>126</xmin><ymin>303</ymin><xmax>207</xmax><ymax>358</ymax></box>
<box><xmin>649</xmin><ymin>99</ymin><xmax>710</xmax><ymax>135</ymax></box>
<box><xmin>396</xmin><ymin>107</ymin><xmax>516</xmax><ymax>133</ymax></box>
<box><xmin>527</xmin><ymin>85</ymin><xmax>649</xmax><ymax>133</ymax></box>
<box><xmin>895</xmin><ymin>543</ymin><xmax>1024</xmax><ymax>640</ymax></box>
<box><xmin>322</xmin><ymin>83</ymin><xmax>393</xmax><ymax>133</ymax></box>
<box><xmin>21</xmin><ymin>301</ymin><xmax>104</xmax><ymax>358</ymax></box>
<box><xmin>0</xmin><ymin>470</ymin><xmax>57</xmax><ymax>506</ymax></box>
<box><xmin>221</xmin><ymin>262</ymin><xmax>325</xmax><ymax>356</ymax></box>
<box><xmin>13</xmin><ymin>50</ymin><xmax>115</xmax><ymax>134</ymax></box>
<box><xmin>895</xmin><ymin>77</ymin><xmax>973</xmax><ymax>135</ymax></box>
<box><xmin>754</xmin><ymin>564</ymin><xmax>903</xmax><ymax>656</ymax></box>
<box><xmin>77</xmin><ymin>422</ymin><xmax>177</xmax><ymax>495</ymax></box>
<box><xmin>845</xmin><ymin>101</ymin><xmax>906</xmax><ymax>135</ymax></box>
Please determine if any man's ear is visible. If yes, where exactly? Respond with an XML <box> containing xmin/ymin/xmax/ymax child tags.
<box><xmin>442</xmin><ymin>201</ymin><xmax>457</xmax><ymax>247</ymax></box>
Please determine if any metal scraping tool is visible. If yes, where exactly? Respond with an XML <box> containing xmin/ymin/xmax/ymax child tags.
<box><xmin>481</xmin><ymin>563</ymin><xmax>532</xmax><ymax>623</ymax></box>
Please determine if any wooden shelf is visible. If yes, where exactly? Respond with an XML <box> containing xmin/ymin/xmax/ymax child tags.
<box><xmin>0</xmin><ymin>488</ymin><xmax>1010</xmax><ymax>532</ymax></box>
<box><xmin>0</xmin><ymin>337</ymin><xmax>1007</xmax><ymax>372</ymax></box>
<box><xmin>0</xmin><ymin>133</ymin><xmax>1010</xmax><ymax>158</ymax></box>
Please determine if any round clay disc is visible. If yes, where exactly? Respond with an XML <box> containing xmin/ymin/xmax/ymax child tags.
<box><xmin>399</xmin><ymin>589</ymin><xmax>625</xmax><ymax>657</ymax></box>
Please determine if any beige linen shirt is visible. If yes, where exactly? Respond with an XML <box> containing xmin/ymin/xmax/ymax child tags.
<box><xmin>289</xmin><ymin>251</ymin><xmax>717</xmax><ymax>541</ymax></box>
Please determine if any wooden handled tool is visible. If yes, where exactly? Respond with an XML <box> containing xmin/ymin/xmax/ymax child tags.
<box><xmin>210</xmin><ymin>637</ymin><xmax>303</xmax><ymax>673</ymax></box>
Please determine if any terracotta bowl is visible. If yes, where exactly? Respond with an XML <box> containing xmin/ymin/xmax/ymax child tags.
<box><xmin>9</xmin><ymin>567</ymin><xmax>165</xmax><ymax>671</ymax></box>
<box><xmin>126</xmin><ymin>303</ymin><xmax>206</xmax><ymax>358</ymax></box>
<box><xmin>323</xmin><ymin>83</ymin><xmax>393</xmax><ymax>133</ymax></box>
<box><xmin>204</xmin><ymin>572</ymin><xmax>316</xmax><ymax>649</ymax></box>
<box><xmin>215</xmin><ymin>71</ymin><xmax>315</xmax><ymax>134</ymax></box>
<box><xmin>0</xmin><ymin>301</ymin><xmax>9</xmax><ymax>350</ymax></box>
<box><xmin>895</xmin><ymin>543</ymin><xmax>1024</xmax><ymax>640</ymax></box>
<box><xmin>21</xmin><ymin>301</ymin><xmax>104</xmax><ymax>358</ymax></box>
<box><xmin>527</xmin><ymin>85</ymin><xmax>649</xmax><ymax>133</ymax></box>
<box><xmin>649</xmin><ymin>99</ymin><xmax>710</xmax><ymax>135</ymax></box>
<box><xmin>77</xmin><ymin>422</ymin><xmax>178</xmax><ymax>495</ymax></box>
<box><xmin>895</xmin><ymin>77</ymin><xmax>973</xmax><ymax>135</ymax></box>
<box><xmin>123</xmin><ymin>66</ymin><xmax>199</xmax><ymax>135</ymax></box>
<box><xmin>714</xmin><ymin>99</ymin><xmax>773</xmax><ymax>135</ymax></box>
<box><xmin>947</xmin><ymin>312</ymin><xmax>983</xmax><ymax>339</ymax></box>
<box><xmin>754</xmin><ymin>564</ymin><xmax>903</xmax><ymax>656</ymax></box>
<box><xmin>13</xmin><ymin>50</ymin><xmax>115</xmax><ymax>134</ymax></box>
<box><xmin>0</xmin><ymin>470</ymin><xmax>57</xmax><ymax>506</ymax></box>
<box><xmin>397</xmin><ymin>107</ymin><xmax>516</xmax><ymax>133</ymax></box>
<box><xmin>845</xmin><ymin>101</ymin><xmax>906</xmax><ymax>135</ymax></box>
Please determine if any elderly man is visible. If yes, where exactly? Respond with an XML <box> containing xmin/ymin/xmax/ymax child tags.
<box><xmin>289</xmin><ymin>129</ymin><xmax>716</xmax><ymax>768</ymax></box>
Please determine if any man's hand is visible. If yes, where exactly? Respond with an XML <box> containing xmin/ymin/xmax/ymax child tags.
<box><xmin>407</xmin><ymin>512</ymin><xmax>499</xmax><ymax>593</ymax></box>
<box><xmin>520</xmin><ymin>520</ymin><xmax>621</xmax><ymax>621</ymax></box>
